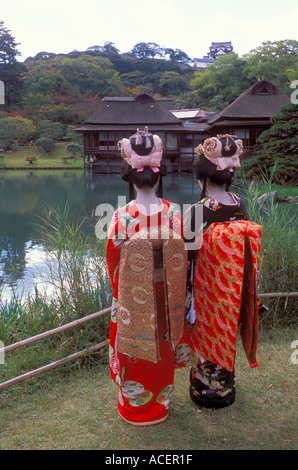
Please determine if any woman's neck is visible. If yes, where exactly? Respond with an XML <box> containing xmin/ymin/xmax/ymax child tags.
<box><xmin>134</xmin><ymin>187</ymin><xmax>161</xmax><ymax>214</ymax></box>
<box><xmin>205</xmin><ymin>181</ymin><xmax>234</xmax><ymax>205</ymax></box>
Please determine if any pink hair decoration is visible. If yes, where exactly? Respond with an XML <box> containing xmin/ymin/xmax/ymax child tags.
<box><xmin>118</xmin><ymin>127</ymin><xmax>163</xmax><ymax>172</ymax></box>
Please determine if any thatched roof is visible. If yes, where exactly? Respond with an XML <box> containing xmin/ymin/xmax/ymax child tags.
<box><xmin>208</xmin><ymin>80</ymin><xmax>290</xmax><ymax>125</ymax></box>
<box><xmin>84</xmin><ymin>93</ymin><xmax>182</xmax><ymax>126</ymax></box>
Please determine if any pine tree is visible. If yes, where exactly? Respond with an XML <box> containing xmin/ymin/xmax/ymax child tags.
<box><xmin>243</xmin><ymin>103</ymin><xmax>298</xmax><ymax>183</ymax></box>
<box><xmin>0</xmin><ymin>20</ymin><xmax>20</xmax><ymax>64</ymax></box>
<box><xmin>0</xmin><ymin>21</ymin><xmax>24</xmax><ymax>107</ymax></box>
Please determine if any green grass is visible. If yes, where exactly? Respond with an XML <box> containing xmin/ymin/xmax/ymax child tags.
<box><xmin>0</xmin><ymin>143</ymin><xmax>84</xmax><ymax>169</ymax></box>
<box><xmin>257</xmin><ymin>183</ymin><xmax>298</xmax><ymax>198</ymax></box>
<box><xmin>0</xmin><ymin>329</ymin><xmax>297</xmax><ymax>450</ymax></box>
<box><xmin>235</xmin><ymin>175</ymin><xmax>298</xmax><ymax>327</ymax></box>
<box><xmin>0</xmin><ymin>202</ymin><xmax>112</xmax><ymax>385</ymax></box>
<box><xmin>0</xmin><ymin>176</ymin><xmax>296</xmax><ymax>450</ymax></box>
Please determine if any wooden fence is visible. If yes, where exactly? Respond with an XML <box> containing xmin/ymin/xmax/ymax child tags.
<box><xmin>0</xmin><ymin>292</ymin><xmax>297</xmax><ymax>392</ymax></box>
<box><xmin>0</xmin><ymin>307</ymin><xmax>111</xmax><ymax>391</ymax></box>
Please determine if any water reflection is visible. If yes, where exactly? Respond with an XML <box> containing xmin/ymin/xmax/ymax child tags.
<box><xmin>0</xmin><ymin>170</ymin><xmax>199</xmax><ymax>300</ymax></box>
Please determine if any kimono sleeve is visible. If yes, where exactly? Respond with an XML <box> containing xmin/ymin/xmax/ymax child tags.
<box><xmin>106</xmin><ymin>208</ymin><xmax>124</xmax><ymax>293</ymax></box>
<box><xmin>183</xmin><ymin>203</ymin><xmax>204</xmax><ymax>325</ymax></box>
<box><xmin>168</xmin><ymin>202</ymin><xmax>184</xmax><ymax>238</ymax></box>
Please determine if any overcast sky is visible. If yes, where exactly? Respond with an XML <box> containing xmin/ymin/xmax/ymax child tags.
<box><xmin>1</xmin><ymin>0</ymin><xmax>298</xmax><ymax>61</ymax></box>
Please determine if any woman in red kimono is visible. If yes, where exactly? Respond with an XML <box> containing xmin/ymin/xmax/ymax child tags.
<box><xmin>106</xmin><ymin>127</ymin><xmax>197</xmax><ymax>425</ymax></box>
<box><xmin>184</xmin><ymin>135</ymin><xmax>264</xmax><ymax>409</ymax></box>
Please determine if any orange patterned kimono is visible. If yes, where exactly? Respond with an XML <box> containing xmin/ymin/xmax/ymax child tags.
<box><xmin>185</xmin><ymin>194</ymin><xmax>263</xmax><ymax>408</ymax></box>
<box><xmin>106</xmin><ymin>199</ymin><xmax>197</xmax><ymax>425</ymax></box>
<box><xmin>192</xmin><ymin>220</ymin><xmax>262</xmax><ymax>372</ymax></box>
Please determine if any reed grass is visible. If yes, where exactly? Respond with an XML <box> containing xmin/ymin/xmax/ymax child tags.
<box><xmin>236</xmin><ymin>171</ymin><xmax>297</xmax><ymax>328</ymax></box>
<box><xmin>1</xmin><ymin>180</ymin><xmax>297</xmax><ymax>391</ymax></box>
<box><xmin>0</xmin><ymin>202</ymin><xmax>112</xmax><ymax>386</ymax></box>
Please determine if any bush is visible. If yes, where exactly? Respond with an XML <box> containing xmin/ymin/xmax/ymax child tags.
<box><xmin>242</xmin><ymin>103</ymin><xmax>298</xmax><ymax>183</ymax></box>
<box><xmin>38</xmin><ymin>120</ymin><xmax>64</xmax><ymax>141</ymax></box>
<box><xmin>25</xmin><ymin>156</ymin><xmax>37</xmax><ymax>164</ymax></box>
<box><xmin>35</xmin><ymin>137</ymin><xmax>55</xmax><ymax>155</ymax></box>
<box><xmin>65</xmin><ymin>142</ymin><xmax>83</xmax><ymax>158</ymax></box>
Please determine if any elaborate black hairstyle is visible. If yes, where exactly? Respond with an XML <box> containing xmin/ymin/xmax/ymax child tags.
<box><xmin>193</xmin><ymin>134</ymin><xmax>243</xmax><ymax>199</ymax></box>
<box><xmin>121</xmin><ymin>160</ymin><xmax>167</xmax><ymax>201</ymax></box>
<box><xmin>193</xmin><ymin>154</ymin><xmax>234</xmax><ymax>199</ymax></box>
<box><xmin>118</xmin><ymin>127</ymin><xmax>167</xmax><ymax>201</ymax></box>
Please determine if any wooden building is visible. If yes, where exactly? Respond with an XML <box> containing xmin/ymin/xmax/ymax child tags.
<box><xmin>75</xmin><ymin>92</ymin><xmax>210</xmax><ymax>173</ymax></box>
<box><xmin>208</xmin><ymin>80</ymin><xmax>290</xmax><ymax>148</ymax></box>
<box><xmin>75</xmin><ymin>81</ymin><xmax>290</xmax><ymax>173</ymax></box>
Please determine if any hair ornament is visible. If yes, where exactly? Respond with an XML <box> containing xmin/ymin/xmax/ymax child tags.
<box><xmin>203</xmin><ymin>137</ymin><xmax>218</xmax><ymax>157</ymax></box>
<box><xmin>118</xmin><ymin>127</ymin><xmax>163</xmax><ymax>172</ymax></box>
<box><xmin>196</xmin><ymin>134</ymin><xmax>243</xmax><ymax>171</ymax></box>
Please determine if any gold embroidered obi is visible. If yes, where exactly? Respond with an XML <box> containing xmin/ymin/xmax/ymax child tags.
<box><xmin>117</xmin><ymin>229</ymin><xmax>187</xmax><ymax>363</ymax></box>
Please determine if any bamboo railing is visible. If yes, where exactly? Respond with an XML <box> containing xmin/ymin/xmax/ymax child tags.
<box><xmin>0</xmin><ymin>307</ymin><xmax>111</xmax><ymax>391</ymax></box>
<box><xmin>0</xmin><ymin>289</ymin><xmax>297</xmax><ymax>392</ymax></box>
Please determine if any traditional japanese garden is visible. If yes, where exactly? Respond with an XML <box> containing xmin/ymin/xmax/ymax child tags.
<box><xmin>0</xmin><ymin>20</ymin><xmax>297</xmax><ymax>450</ymax></box>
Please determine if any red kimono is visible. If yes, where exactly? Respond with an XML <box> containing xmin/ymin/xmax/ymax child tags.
<box><xmin>185</xmin><ymin>194</ymin><xmax>263</xmax><ymax>408</ymax></box>
<box><xmin>106</xmin><ymin>198</ymin><xmax>197</xmax><ymax>425</ymax></box>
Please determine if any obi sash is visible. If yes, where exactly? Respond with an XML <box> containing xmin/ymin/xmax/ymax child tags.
<box><xmin>117</xmin><ymin>230</ymin><xmax>187</xmax><ymax>363</ymax></box>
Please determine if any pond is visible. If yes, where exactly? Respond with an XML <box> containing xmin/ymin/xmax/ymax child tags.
<box><xmin>0</xmin><ymin>170</ymin><xmax>201</xmax><ymax>301</ymax></box>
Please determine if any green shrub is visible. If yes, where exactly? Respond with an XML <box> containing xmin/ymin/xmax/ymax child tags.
<box><xmin>242</xmin><ymin>103</ymin><xmax>298</xmax><ymax>184</ymax></box>
<box><xmin>35</xmin><ymin>137</ymin><xmax>55</xmax><ymax>155</ymax></box>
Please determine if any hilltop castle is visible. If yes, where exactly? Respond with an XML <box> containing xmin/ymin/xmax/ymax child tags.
<box><xmin>193</xmin><ymin>41</ymin><xmax>234</xmax><ymax>68</ymax></box>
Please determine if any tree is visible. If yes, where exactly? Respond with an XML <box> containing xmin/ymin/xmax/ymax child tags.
<box><xmin>130</xmin><ymin>42</ymin><xmax>164</xmax><ymax>59</ymax></box>
<box><xmin>164</xmin><ymin>48</ymin><xmax>191</xmax><ymax>64</ymax></box>
<box><xmin>0</xmin><ymin>20</ymin><xmax>20</xmax><ymax>64</ymax></box>
<box><xmin>13</xmin><ymin>116</ymin><xmax>36</xmax><ymax>144</ymax></box>
<box><xmin>174</xmin><ymin>91</ymin><xmax>201</xmax><ymax>109</ymax></box>
<box><xmin>38</xmin><ymin>120</ymin><xmax>64</xmax><ymax>141</ymax></box>
<box><xmin>21</xmin><ymin>58</ymin><xmax>82</xmax><ymax>124</ymax></box>
<box><xmin>28</xmin><ymin>51</ymin><xmax>57</xmax><ymax>61</ymax></box>
<box><xmin>242</xmin><ymin>103</ymin><xmax>298</xmax><ymax>183</ymax></box>
<box><xmin>66</xmin><ymin>142</ymin><xmax>83</xmax><ymax>158</ymax></box>
<box><xmin>87</xmin><ymin>42</ymin><xmax>120</xmax><ymax>55</ymax></box>
<box><xmin>22</xmin><ymin>92</ymin><xmax>54</xmax><ymax>119</ymax></box>
<box><xmin>243</xmin><ymin>40</ymin><xmax>298</xmax><ymax>95</ymax></box>
<box><xmin>190</xmin><ymin>53</ymin><xmax>251</xmax><ymax>111</ymax></box>
<box><xmin>61</xmin><ymin>55</ymin><xmax>123</xmax><ymax>96</ymax></box>
<box><xmin>35</xmin><ymin>137</ymin><xmax>55</xmax><ymax>155</ymax></box>
<box><xmin>101</xmin><ymin>42</ymin><xmax>120</xmax><ymax>54</ymax></box>
<box><xmin>0</xmin><ymin>117</ymin><xmax>18</xmax><ymax>150</ymax></box>
<box><xmin>64</xmin><ymin>125</ymin><xmax>83</xmax><ymax>143</ymax></box>
<box><xmin>158</xmin><ymin>71</ymin><xmax>188</xmax><ymax>96</ymax></box>
<box><xmin>0</xmin><ymin>21</ymin><xmax>24</xmax><ymax>107</ymax></box>
<box><xmin>0</xmin><ymin>116</ymin><xmax>36</xmax><ymax>150</ymax></box>
<box><xmin>0</xmin><ymin>116</ymin><xmax>36</xmax><ymax>149</ymax></box>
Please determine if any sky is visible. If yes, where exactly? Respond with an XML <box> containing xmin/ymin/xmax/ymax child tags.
<box><xmin>1</xmin><ymin>0</ymin><xmax>298</xmax><ymax>61</ymax></box>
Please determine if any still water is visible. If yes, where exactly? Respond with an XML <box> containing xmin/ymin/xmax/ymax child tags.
<box><xmin>0</xmin><ymin>170</ymin><xmax>200</xmax><ymax>301</ymax></box>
